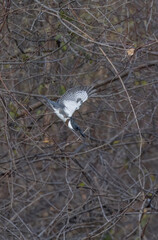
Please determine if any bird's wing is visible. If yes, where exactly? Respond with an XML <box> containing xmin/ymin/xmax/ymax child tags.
<box><xmin>57</xmin><ymin>86</ymin><xmax>95</xmax><ymax>117</ymax></box>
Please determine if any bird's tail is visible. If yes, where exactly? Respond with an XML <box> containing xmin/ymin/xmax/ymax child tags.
<box><xmin>41</xmin><ymin>96</ymin><xmax>57</xmax><ymax>110</ymax></box>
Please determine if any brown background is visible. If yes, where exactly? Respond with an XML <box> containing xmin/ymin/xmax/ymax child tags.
<box><xmin>0</xmin><ymin>0</ymin><xmax>158</xmax><ymax>239</ymax></box>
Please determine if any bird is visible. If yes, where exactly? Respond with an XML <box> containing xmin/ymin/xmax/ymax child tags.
<box><xmin>43</xmin><ymin>86</ymin><xmax>96</xmax><ymax>137</ymax></box>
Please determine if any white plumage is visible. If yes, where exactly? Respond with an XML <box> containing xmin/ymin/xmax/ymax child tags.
<box><xmin>57</xmin><ymin>86</ymin><xmax>93</xmax><ymax>118</ymax></box>
<box><xmin>44</xmin><ymin>86</ymin><xmax>96</xmax><ymax>137</ymax></box>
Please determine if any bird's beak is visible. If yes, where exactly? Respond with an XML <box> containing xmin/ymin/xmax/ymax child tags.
<box><xmin>67</xmin><ymin>119</ymin><xmax>85</xmax><ymax>138</ymax></box>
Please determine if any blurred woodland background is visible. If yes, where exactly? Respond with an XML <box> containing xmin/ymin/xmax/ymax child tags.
<box><xmin>0</xmin><ymin>0</ymin><xmax>158</xmax><ymax>239</ymax></box>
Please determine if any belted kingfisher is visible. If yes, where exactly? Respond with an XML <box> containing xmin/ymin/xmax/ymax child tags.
<box><xmin>44</xmin><ymin>86</ymin><xmax>96</xmax><ymax>137</ymax></box>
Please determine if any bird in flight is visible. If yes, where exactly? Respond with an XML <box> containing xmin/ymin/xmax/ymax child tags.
<box><xmin>44</xmin><ymin>86</ymin><xmax>96</xmax><ymax>137</ymax></box>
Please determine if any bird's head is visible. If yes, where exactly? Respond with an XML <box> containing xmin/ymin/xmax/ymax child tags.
<box><xmin>68</xmin><ymin>118</ymin><xmax>85</xmax><ymax>138</ymax></box>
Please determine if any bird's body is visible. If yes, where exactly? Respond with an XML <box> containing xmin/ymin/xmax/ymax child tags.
<box><xmin>44</xmin><ymin>86</ymin><xmax>96</xmax><ymax>137</ymax></box>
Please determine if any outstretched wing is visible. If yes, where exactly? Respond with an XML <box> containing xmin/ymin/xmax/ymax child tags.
<box><xmin>57</xmin><ymin>86</ymin><xmax>95</xmax><ymax>117</ymax></box>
